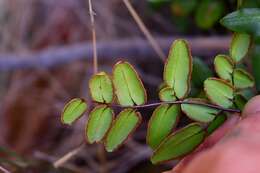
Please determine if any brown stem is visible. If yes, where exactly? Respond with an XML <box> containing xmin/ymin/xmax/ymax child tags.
<box><xmin>110</xmin><ymin>100</ymin><xmax>241</xmax><ymax>113</ymax></box>
<box><xmin>123</xmin><ymin>0</ymin><xmax>166</xmax><ymax>61</ymax></box>
<box><xmin>53</xmin><ymin>143</ymin><xmax>85</xmax><ymax>168</ymax></box>
<box><xmin>88</xmin><ymin>0</ymin><xmax>98</xmax><ymax>73</ymax></box>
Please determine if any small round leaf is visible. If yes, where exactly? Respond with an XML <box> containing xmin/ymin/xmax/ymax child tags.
<box><xmin>204</xmin><ymin>78</ymin><xmax>234</xmax><ymax>108</ymax></box>
<box><xmin>147</xmin><ymin>104</ymin><xmax>180</xmax><ymax>150</ymax></box>
<box><xmin>214</xmin><ymin>55</ymin><xmax>234</xmax><ymax>81</ymax></box>
<box><xmin>61</xmin><ymin>98</ymin><xmax>87</xmax><ymax>125</ymax></box>
<box><xmin>233</xmin><ymin>68</ymin><xmax>255</xmax><ymax>89</ymax></box>
<box><xmin>113</xmin><ymin>61</ymin><xmax>147</xmax><ymax>106</ymax></box>
<box><xmin>86</xmin><ymin>105</ymin><xmax>114</xmax><ymax>144</ymax></box>
<box><xmin>159</xmin><ymin>87</ymin><xmax>177</xmax><ymax>101</ymax></box>
<box><xmin>89</xmin><ymin>72</ymin><xmax>114</xmax><ymax>103</ymax></box>
<box><xmin>164</xmin><ymin>39</ymin><xmax>192</xmax><ymax>99</ymax></box>
<box><xmin>105</xmin><ymin>108</ymin><xmax>141</xmax><ymax>152</ymax></box>
<box><xmin>181</xmin><ymin>99</ymin><xmax>219</xmax><ymax>123</ymax></box>
<box><xmin>230</xmin><ymin>33</ymin><xmax>251</xmax><ymax>62</ymax></box>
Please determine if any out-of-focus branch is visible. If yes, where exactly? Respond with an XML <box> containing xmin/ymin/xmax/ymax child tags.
<box><xmin>0</xmin><ymin>36</ymin><xmax>230</xmax><ymax>71</ymax></box>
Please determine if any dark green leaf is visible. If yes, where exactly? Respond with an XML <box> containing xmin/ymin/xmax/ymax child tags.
<box><xmin>61</xmin><ymin>98</ymin><xmax>87</xmax><ymax>125</ymax></box>
<box><xmin>105</xmin><ymin>109</ymin><xmax>141</xmax><ymax>152</ymax></box>
<box><xmin>206</xmin><ymin>114</ymin><xmax>227</xmax><ymax>135</ymax></box>
<box><xmin>230</xmin><ymin>33</ymin><xmax>251</xmax><ymax>62</ymax></box>
<box><xmin>113</xmin><ymin>61</ymin><xmax>147</xmax><ymax>106</ymax></box>
<box><xmin>151</xmin><ymin>123</ymin><xmax>205</xmax><ymax>164</ymax></box>
<box><xmin>89</xmin><ymin>72</ymin><xmax>114</xmax><ymax>103</ymax></box>
<box><xmin>220</xmin><ymin>8</ymin><xmax>260</xmax><ymax>36</ymax></box>
<box><xmin>192</xmin><ymin>58</ymin><xmax>213</xmax><ymax>88</ymax></box>
<box><xmin>181</xmin><ymin>99</ymin><xmax>219</xmax><ymax>123</ymax></box>
<box><xmin>214</xmin><ymin>55</ymin><xmax>234</xmax><ymax>81</ymax></box>
<box><xmin>170</xmin><ymin>0</ymin><xmax>197</xmax><ymax>17</ymax></box>
<box><xmin>164</xmin><ymin>39</ymin><xmax>192</xmax><ymax>99</ymax></box>
<box><xmin>147</xmin><ymin>104</ymin><xmax>180</xmax><ymax>150</ymax></box>
<box><xmin>86</xmin><ymin>105</ymin><xmax>114</xmax><ymax>144</ymax></box>
<box><xmin>234</xmin><ymin>94</ymin><xmax>248</xmax><ymax>110</ymax></box>
<box><xmin>233</xmin><ymin>68</ymin><xmax>255</xmax><ymax>89</ymax></box>
<box><xmin>204</xmin><ymin>78</ymin><xmax>234</xmax><ymax>108</ymax></box>
<box><xmin>252</xmin><ymin>45</ymin><xmax>260</xmax><ymax>91</ymax></box>
<box><xmin>195</xmin><ymin>0</ymin><xmax>225</xmax><ymax>29</ymax></box>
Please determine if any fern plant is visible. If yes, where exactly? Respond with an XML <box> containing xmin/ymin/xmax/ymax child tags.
<box><xmin>60</xmin><ymin>8</ymin><xmax>259</xmax><ymax>164</ymax></box>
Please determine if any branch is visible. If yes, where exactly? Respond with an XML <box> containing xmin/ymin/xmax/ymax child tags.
<box><xmin>0</xmin><ymin>36</ymin><xmax>230</xmax><ymax>71</ymax></box>
<box><xmin>88</xmin><ymin>0</ymin><xmax>98</xmax><ymax>73</ymax></box>
<box><xmin>53</xmin><ymin>143</ymin><xmax>85</xmax><ymax>168</ymax></box>
<box><xmin>110</xmin><ymin>100</ymin><xmax>241</xmax><ymax>113</ymax></box>
<box><xmin>123</xmin><ymin>0</ymin><xmax>166</xmax><ymax>61</ymax></box>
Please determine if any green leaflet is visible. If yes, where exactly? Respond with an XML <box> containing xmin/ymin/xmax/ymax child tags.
<box><xmin>220</xmin><ymin>8</ymin><xmax>260</xmax><ymax>37</ymax></box>
<box><xmin>151</xmin><ymin>123</ymin><xmax>205</xmax><ymax>164</ymax></box>
<box><xmin>195</xmin><ymin>0</ymin><xmax>225</xmax><ymax>29</ymax></box>
<box><xmin>147</xmin><ymin>104</ymin><xmax>180</xmax><ymax>150</ymax></box>
<box><xmin>181</xmin><ymin>99</ymin><xmax>219</xmax><ymax>123</ymax></box>
<box><xmin>192</xmin><ymin>58</ymin><xmax>213</xmax><ymax>88</ymax></box>
<box><xmin>234</xmin><ymin>94</ymin><xmax>248</xmax><ymax>110</ymax></box>
<box><xmin>214</xmin><ymin>55</ymin><xmax>234</xmax><ymax>81</ymax></box>
<box><xmin>252</xmin><ymin>45</ymin><xmax>260</xmax><ymax>91</ymax></box>
<box><xmin>89</xmin><ymin>72</ymin><xmax>114</xmax><ymax>103</ymax></box>
<box><xmin>170</xmin><ymin>0</ymin><xmax>197</xmax><ymax>17</ymax></box>
<box><xmin>204</xmin><ymin>78</ymin><xmax>234</xmax><ymax>108</ymax></box>
<box><xmin>230</xmin><ymin>33</ymin><xmax>251</xmax><ymax>62</ymax></box>
<box><xmin>159</xmin><ymin>86</ymin><xmax>177</xmax><ymax>101</ymax></box>
<box><xmin>105</xmin><ymin>108</ymin><xmax>141</xmax><ymax>152</ymax></box>
<box><xmin>113</xmin><ymin>61</ymin><xmax>147</xmax><ymax>106</ymax></box>
<box><xmin>206</xmin><ymin>114</ymin><xmax>227</xmax><ymax>136</ymax></box>
<box><xmin>86</xmin><ymin>105</ymin><xmax>114</xmax><ymax>144</ymax></box>
<box><xmin>61</xmin><ymin>98</ymin><xmax>87</xmax><ymax>125</ymax></box>
<box><xmin>164</xmin><ymin>39</ymin><xmax>192</xmax><ymax>99</ymax></box>
<box><xmin>233</xmin><ymin>68</ymin><xmax>255</xmax><ymax>89</ymax></box>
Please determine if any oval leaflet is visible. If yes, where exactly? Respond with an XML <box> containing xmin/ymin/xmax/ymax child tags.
<box><xmin>61</xmin><ymin>98</ymin><xmax>87</xmax><ymax>125</ymax></box>
<box><xmin>86</xmin><ymin>105</ymin><xmax>114</xmax><ymax>144</ymax></box>
<box><xmin>105</xmin><ymin>108</ymin><xmax>142</xmax><ymax>152</ymax></box>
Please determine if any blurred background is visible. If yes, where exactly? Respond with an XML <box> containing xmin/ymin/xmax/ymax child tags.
<box><xmin>0</xmin><ymin>0</ymin><xmax>259</xmax><ymax>172</ymax></box>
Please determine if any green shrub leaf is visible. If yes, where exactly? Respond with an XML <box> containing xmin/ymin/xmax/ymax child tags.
<box><xmin>233</xmin><ymin>68</ymin><xmax>255</xmax><ymax>89</ymax></box>
<box><xmin>195</xmin><ymin>0</ymin><xmax>225</xmax><ymax>29</ymax></box>
<box><xmin>214</xmin><ymin>55</ymin><xmax>234</xmax><ymax>81</ymax></box>
<box><xmin>113</xmin><ymin>61</ymin><xmax>147</xmax><ymax>106</ymax></box>
<box><xmin>164</xmin><ymin>39</ymin><xmax>192</xmax><ymax>99</ymax></box>
<box><xmin>159</xmin><ymin>86</ymin><xmax>177</xmax><ymax>101</ymax></box>
<box><xmin>206</xmin><ymin>114</ymin><xmax>227</xmax><ymax>135</ymax></box>
<box><xmin>181</xmin><ymin>99</ymin><xmax>219</xmax><ymax>123</ymax></box>
<box><xmin>147</xmin><ymin>104</ymin><xmax>180</xmax><ymax>150</ymax></box>
<box><xmin>204</xmin><ymin>78</ymin><xmax>234</xmax><ymax>108</ymax></box>
<box><xmin>220</xmin><ymin>8</ymin><xmax>260</xmax><ymax>37</ymax></box>
<box><xmin>252</xmin><ymin>46</ymin><xmax>260</xmax><ymax>92</ymax></box>
<box><xmin>61</xmin><ymin>98</ymin><xmax>87</xmax><ymax>125</ymax></box>
<box><xmin>234</xmin><ymin>94</ymin><xmax>248</xmax><ymax>110</ymax></box>
<box><xmin>192</xmin><ymin>58</ymin><xmax>213</xmax><ymax>88</ymax></box>
<box><xmin>89</xmin><ymin>72</ymin><xmax>114</xmax><ymax>103</ymax></box>
<box><xmin>170</xmin><ymin>0</ymin><xmax>197</xmax><ymax>17</ymax></box>
<box><xmin>86</xmin><ymin>105</ymin><xmax>114</xmax><ymax>144</ymax></box>
<box><xmin>105</xmin><ymin>108</ymin><xmax>141</xmax><ymax>152</ymax></box>
<box><xmin>230</xmin><ymin>33</ymin><xmax>251</xmax><ymax>62</ymax></box>
<box><xmin>151</xmin><ymin>123</ymin><xmax>205</xmax><ymax>164</ymax></box>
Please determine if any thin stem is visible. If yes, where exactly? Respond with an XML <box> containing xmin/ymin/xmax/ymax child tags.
<box><xmin>53</xmin><ymin>143</ymin><xmax>85</xmax><ymax>168</ymax></box>
<box><xmin>123</xmin><ymin>0</ymin><xmax>166</xmax><ymax>61</ymax></box>
<box><xmin>110</xmin><ymin>100</ymin><xmax>241</xmax><ymax>113</ymax></box>
<box><xmin>88</xmin><ymin>0</ymin><xmax>98</xmax><ymax>73</ymax></box>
